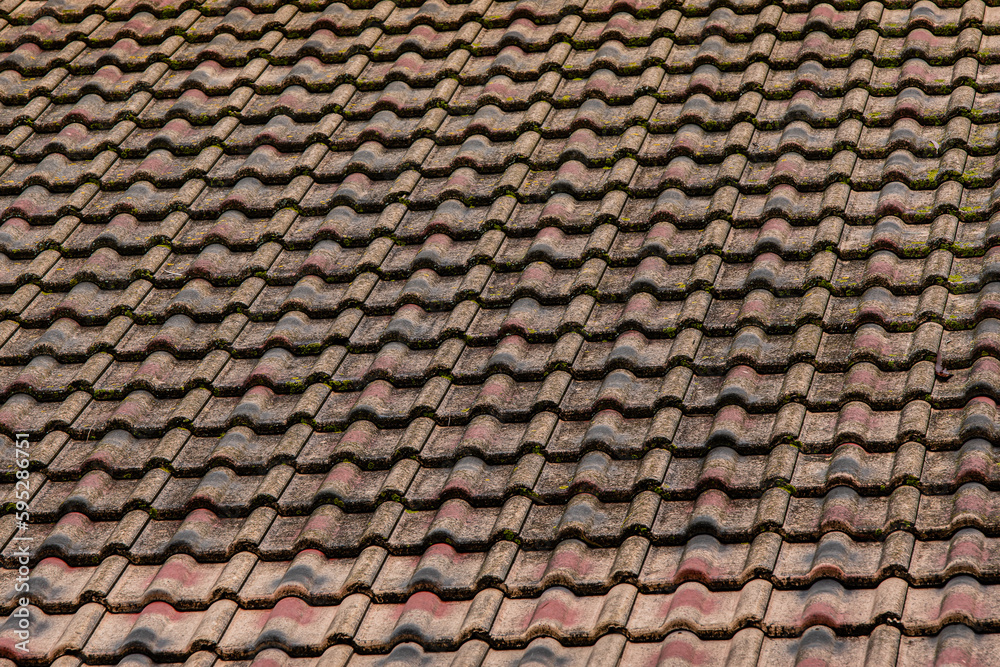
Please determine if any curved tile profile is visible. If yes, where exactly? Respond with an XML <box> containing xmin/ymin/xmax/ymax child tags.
<box><xmin>0</xmin><ymin>0</ymin><xmax>998</xmax><ymax>663</ymax></box>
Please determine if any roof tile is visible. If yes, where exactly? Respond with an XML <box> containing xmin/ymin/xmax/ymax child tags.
<box><xmin>3</xmin><ymin>0</ymin><xmax>999</xmax><ymax>659</ymax></box>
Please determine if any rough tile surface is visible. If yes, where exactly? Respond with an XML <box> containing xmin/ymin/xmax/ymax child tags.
<box><xmin>0</xmin><ymin>0</ymin><xmax>998</xmax><ymax>663</ymax></box>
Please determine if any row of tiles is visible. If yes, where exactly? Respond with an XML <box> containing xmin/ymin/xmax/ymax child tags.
<box><xmin>0</xmin><ymin>626</ymin><xmax>983</xmax><ymax>667</ymax></box>
<box><xmin>15</xmin><ymin>61</ymin><xmax>1000</xmax><ymax>132</ymax></box>
<box><xmin>11</xmin><ymin>1</ymin><xmax>1000</xmax><ymax>50</ymax></box>
<box><xmin>0</xmin><ymin>81</ymin><xmax>972</xmax><ymax>149</ymax></box>
<box><xmin>4</xmin><ymin>213</ymin><xmax>1000</xmax><ymax>282</ymax></box>
<box><xmin>7</xmin><ymin>234</ymin><xmax>1000</xmax><ymax>296</ymax></box>
<box><xmin>9</xmin><ymin>278</ymin><xmax>1000</xmax><ymax>349</ymax></box>
<box><xmin>2</xmin><ymin>318</ymin><xmax>998</xmax><ymax>388</ymax></box>
<box><xmin>2</xmin><ymin>627</ymin><xmax>992</xmax><ymax>667</ymax></box>
<box><xmin>6</xmin><ymin>266</ymin><xmax>1000</xmax><ymax>333</ymax></box>
<box><xmin>11</xmin><ymin>71</ymin><xmax>1000</xmax><ymax>141</ymax></box>
<box><xmin>10</xmin><ymin>210</ymin><xmax>1000</xmax><ymax>272</ymax></box>
<box><xmin>9</xmin><ymin>113</ymin><xmax>1000</xmax><ymax>169</ymax></box>
<box><xmin>12</xmin><ymin>53</ymin><xmax>1000</xmax><ymax>125</ymax></box>
<box><xmin>11</xmin><ymin>352</ymin><xmax>1000</xmax><ymax>435</ymax></box>
<box><xmin>0</xmin><ymin>0</ymin><xmax>980</xmax><ymax>25</ymax></box>
<box><xmin>15</xmin><ymin>169</ymin><xmax>1000</xmax><ymax>226</ymax></box>
<box><xmin>19</xmin><ymin>247</ymin><xmax>1000</xmax><ymax>316</ymax></box>
<box><xmin>24</xmin><ymin>138</ymin><xmax>1000</xmax><ymax>196</ymax></box>
<box><xmin>5</xmin><ymin>328</ymin><xmax>1000</xmax><ymax>401</ymax></box>
<box><xmin>10</xmin><ymin>482</ymin><xmax>1000</xmax><ymax>564</ymax></box>
<box><xmin>12</xmin><ymin>528</ymin><xmax>1000</xmax><ymax>610</ymax></box>
<box><xmin>6</xmin><ymin>578</ymin><xmax>1000</xmax><ymax>660</ymax></box>
<box><xmin>10</xmin><ymin>18</ymin><xmax>1000</xmax><ymax>80</ymax></box>
<box><xmin>18</xmin><ymin>435</ymin><xmax>1000</xmax><ymax>521</ymax></box>
<box><xmin>11</xmin><ymin>200</ymin><xmax>1000</xmax><ymax>258</ymax></box>
<box><xmin>5</xmin><ymin>211</ymin><xmax>1000</xmax><ymax>271</ymax></box>
<box><xmin>8</xmin><ymin>44</ymin><xmax>1000</xmax><ymax>111</ymax></box>
<box><xmin>18</xmin><ymin>393</ymin><xmax>1000</xmax><ymax>474</ymax></box>
<box><xmin>7</xmin><ymin>386</ymin><xmax>1000</xmax><ymax>465</ymax></box>
<box><xmin>10</xmin><ymin>11</ymin><xmax>997</xmax><ymax>81</ymax></box>
<box><xmin>13</xmin><ymin>100</ymin><xmax>1000</xmax><ymax>190</ymax></box>
<box><xmin>7</xmin><ymin>300</ymin><xmax>1000</xmax><ymax>390</ymax></box>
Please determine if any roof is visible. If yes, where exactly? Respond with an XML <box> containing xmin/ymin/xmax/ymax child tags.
<box><xmin>1</xmin><ymin>0</ymin><xmax>1000</xmax><ymax>663</ymax></box>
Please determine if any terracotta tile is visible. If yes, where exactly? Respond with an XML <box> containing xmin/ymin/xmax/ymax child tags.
<box><xmin>619</xmin><ymin>629</ymin><xmax>763</xmax><ymax>667</ymax></box>
<box><xmin>639</xmin><ymin>533</ymin><xmax>780</xmax><ymax>591</ymax></box>
<box><xmin>627</xmin><ymin>580</ymin><xmax>772</xmax><ymax>640</ymax></box>
<box><xmin>106</xmin><ymin>552</ymin><xmax>254</xmax><ymax>611</ymax></box>
<box><xmin>903</xmin><ymin>576</ymin><xmax>1000</xmax><ymax>633</ymax></box>
<box><xmin>85</xmin><ymin>600</ymin><xmax>236</xmax><ymax>661</ymax></box>
<box><xmin>278</xmin><ymin>460</ymin><xmax>399</xmax><ymax>513</ymax></box>
<box><xmin>763</xmin><ymin>577</ymin><xmax>907</xmax><ymax>636</ymax></box>
<box><xmin>479</xmin><ymin>635</ymin><xmax>622</xmax><ymax>667</ymax></box>
<box><xmin>504</xmin><ymin>538</ymin><xmax>637</xmax><ymax>597</ymax></box>
<box><xmin>773</xmin><ymin>530</ymin><xmax>914</xmax><ymax>587</ymax></box>
<box><xmin>916</xmin><ymin>482</ymin><xmax>1000</xmax><ymax>538</ymax></box>
<box><xmin>295</xmin><ymin>419</ymin><xmax>428</xmax><ymax>471</ymax></box>
<box><xmin>153</xmin><ymin>465</ymin><xmax>291</xmax><ymax>518</ymax></box>
<box><xmin>355</xmin><ymin>589</ymin><xmax>501</xmax><ymax>651</ymax></box>
<box><xmin>784</xmin><ymin>486</ymin><xmax>918</xmax><ymax>540</ymax></box>
<box><xmin>32</xmin><ymin>467</ymin><xmax>167</xmax><ymax>521</ymax></box>
<box><xmin>0</xmin><ymin>556</ymin><xmax>125</xmax><ymax>613</ymax></box>
<box><xmin>131</xmin><ymin>508</ymin><xmax>273</xmax><ymax>563</ymax></box>
<box><xmin>216</xmin><ymin>595</ymin><xmax>368</xmax><ymax>658</ymax></box>
<box><xmin>0</xmin><ymin>603</ymin><xmax>103</xmax><ymax>663</ymax></box>
<box><xmin>4</xmin><ymin>510</ymin><xmax>146</xmax><ymax>567</ymax></box>
<box><xmin>241</xmin><ymin>547</ymin><xmax>383</xmax><ymax>606</ymax></box>
<box><xmin>898</xmin><ymin>623</ymin><xmax>1000</xmax><ymax>665</ymax></box>
<box><xmin>759</xmin><ymin>625</ymin><xmax>901</xmax><ymax>667</ymax></box>
<box><xmin>909</xmin><ymin>529</ymin><xmax>1000</xmax><ymax>585</ymax></box>
<box><xmin>388</xmin><ymin>498</ymin><xmax>503</xmax><ymax>552</ymax></box>
<box><xmin>2</xmin><ymin>0</ymin><xmax>999</xmax><ymax>658</ymax></box>
<box><xmin>259</xmin><ymin>503</ymin><xmax>400</xmax><ymax>559</ymax></box>
<box><xmin>651</xmin><ymin>488</ymin><xmax>789</xmax><ymax>543</ymax></box>
<box><xmin>372</xmin><ymin>541</ymin><xmax>499</xmax><ymax>601</ymax></box>
<box><xmin>406</xmin><ymin>454</ymin><xmax>539</xmax><ymax>508</ymax></box>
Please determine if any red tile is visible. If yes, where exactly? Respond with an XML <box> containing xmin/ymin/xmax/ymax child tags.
<box><xmin>85</xmin><ymin>600</ymin><xmax>235</xmax><ymax>661</ymax></box>
<box><xmin>217</xmin><ymin>595</ymin><xmax>369</xmax><ymax>658</ymax></box>
<box><xmin>355</xmin><ymin>589</ymin><xmax>501</xmax><ymax>650</ymax></box>
<box><xmin>627</xmin><ymin>580</ymin><xmax>772</xmax><ymax>640</ymax></box>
